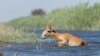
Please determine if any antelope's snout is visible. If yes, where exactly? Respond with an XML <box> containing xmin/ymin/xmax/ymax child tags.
<box><xmin>41</xmin><ymin>31</ymin><xmax>49</xmax><ymax>39</ymax></box>
<box><xmin>41</xmin><ymin>36</ymin><xmax>47</xmax><ymax>39</ymax></box>
<box><xmin>41</xmin><ymin>34</ymin><xmax>48</xmax><ymax>39</ymax></box>
<box><xmin>41</xmin><ymin>34</ymin><xmax>46</xmax><ymax>39</ymax></box>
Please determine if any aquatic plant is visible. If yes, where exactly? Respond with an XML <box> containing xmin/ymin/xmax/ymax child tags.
<box><xmin>0</xmin><ymin>24</ymin><xmax>36</xmax><ymax>43</ymax></box>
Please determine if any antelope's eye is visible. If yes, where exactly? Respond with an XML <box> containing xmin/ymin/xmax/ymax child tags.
<box><xmin>47</xmin><ymin>31</ymin><xmax>50</xmax><ymax>32</ymax></box>
<box><xmin>44</xmin><ymin>35</ymin><xmax>47</xmax><ymax>36</ymax></box>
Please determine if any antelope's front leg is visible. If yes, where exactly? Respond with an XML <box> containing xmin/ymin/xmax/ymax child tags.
<box><xmin>57</xmin><ymin>41</ymin><xmax>63</xmax><ymax>46</ymax></box>
<box><xmin>57</xmin><ymin>41</ymin><xmax>68</xmax><ymax>47</ymax></box>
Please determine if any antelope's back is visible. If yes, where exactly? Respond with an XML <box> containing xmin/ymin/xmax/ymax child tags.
<box><xmin>65</xmin><ymin>33</ymin><xmax>86</xmax><ymax>44</ymax></box>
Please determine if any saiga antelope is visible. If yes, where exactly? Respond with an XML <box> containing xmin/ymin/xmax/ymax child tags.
<box><xmin>41</xmin><ymin>21</ymin><xmax>87</xmax><ymax>46</ymax></box>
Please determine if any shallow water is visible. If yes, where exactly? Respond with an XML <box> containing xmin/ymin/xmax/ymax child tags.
<box><xmin>0</xmin><ymin>30</ymin><xmax>100</xmax><ymax>56</ymax></box>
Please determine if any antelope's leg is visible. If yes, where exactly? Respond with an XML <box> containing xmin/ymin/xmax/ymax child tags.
<box><xmin>57</xmin><ymin>41</ymin><xmax>63</xmax><ymax>46</ymax></box>
<box><xmin>57</xmin><ymin>40</ymin><xmax>68</xmax><ymax>46</ymax></box>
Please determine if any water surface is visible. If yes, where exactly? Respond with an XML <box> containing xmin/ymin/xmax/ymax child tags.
<box><xmin>0</xmin><ymin>30</ymin><xmax>100</xmax><ymax>56</ymax></box>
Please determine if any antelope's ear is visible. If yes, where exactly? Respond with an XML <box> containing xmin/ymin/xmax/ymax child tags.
<box><xmin>46</xmin><ymin>25</ymin><xmax>52</xmax><ymax>30</ymax></box>
<box><xmin>46</xmin><ymin>21</ymin><xmax>52</xmax><ymax>29</ymax></box>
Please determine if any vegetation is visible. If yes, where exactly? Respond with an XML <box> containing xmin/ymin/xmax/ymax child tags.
<box><xmin>0</xmin><ymin>3</ymin><xmax>100</xmax><ymax>43</ymax></box>
<box><xmin>8</xmin><ymin>3</ymin><xmax>100</xmax><ymax>31</ymax></box>
<box><xmin>31</xmin><ymin>8</ymin><xmax>46</xmax><ymax>15</ymax></box>
<box><xmin>0</xmin><ymin>24</ymin><xmax>36</xmax><ymax>43</ymax></box>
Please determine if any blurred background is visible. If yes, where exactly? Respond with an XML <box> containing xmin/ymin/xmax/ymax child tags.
<box><xmin>0</xmin><ymin>1</ymin><xmax>100</xmax><ymax>56</ymax></box>
<box><xmin>0</xmin><ymin>0</ymin><xmax>99</xmax><ymax>22</ymax></box>
<box><xmin>0</xmin><ymin>0</ymin><xmax>100</xmax><ymax>43</ymax></box>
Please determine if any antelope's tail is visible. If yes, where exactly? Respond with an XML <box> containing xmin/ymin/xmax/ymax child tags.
<box><xmin>81</xmin><ymin>41</ymin><xmax>88</xmax><ymax>46</ymax></box>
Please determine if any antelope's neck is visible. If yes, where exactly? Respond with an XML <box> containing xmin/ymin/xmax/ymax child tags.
<box><xmin>50</xmin><ymin>32</ymin><xmax>59</xmax><ymax>39</ymax></box>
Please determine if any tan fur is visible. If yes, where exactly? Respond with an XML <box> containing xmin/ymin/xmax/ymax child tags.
<box><xmin>41</xmin><ymin>20</ymin><xmax>87</xmax><ymax>46</ymax></box>
<box><xmin>50</xmin><ymin>32</ymin><xmax>87</xmax><ymax>46</ymax></box>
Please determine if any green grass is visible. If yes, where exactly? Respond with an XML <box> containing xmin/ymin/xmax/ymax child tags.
<box><xmin>8</xmin><ymin>3</ymin><xmax>100</xmax><ymax>31</ymax></box>
<box><xmin>0</xmin><ymin>24</ymin><xmax>36</xmax><ymax>43</ymax></box>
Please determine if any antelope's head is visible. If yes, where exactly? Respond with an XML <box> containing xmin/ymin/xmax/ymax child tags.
<box><xmin>41</xmin><ymin>20</ymin><xmax>55</xmax><ymax>39</ymax></box>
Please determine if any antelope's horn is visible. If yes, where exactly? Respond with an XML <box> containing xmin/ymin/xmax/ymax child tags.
<box><xmin>47</xmin><ymin>19</ymin><xmax>54</xmax><ymax>29</ymax></box>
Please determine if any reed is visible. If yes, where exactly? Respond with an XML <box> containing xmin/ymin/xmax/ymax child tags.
<box><xmin>0</xmin><ymin>24</ymin><xmax>36</xmax><ymax>43</ymax></box>
<box><xmin>8</xmin><ymin>3</ymin><xmax>100</xmax><ymax>31</ymax></box>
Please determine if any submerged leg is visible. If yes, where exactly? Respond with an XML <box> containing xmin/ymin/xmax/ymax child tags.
<box><xmin>57</xmin><ymin>41</ymin><xmax>68</xmax><ymax>46</ymax></box>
